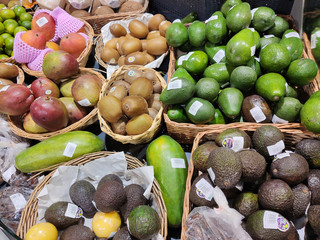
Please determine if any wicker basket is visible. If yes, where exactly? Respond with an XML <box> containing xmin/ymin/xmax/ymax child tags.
<box><xmin>180</xmin><ymin>127</ymin><xmax>320</xmax><ymax>240</ymax></box>
<box><xmin>16</xmin><ymin>151</ymin><xmax>168</xmax><ymax>239</ymax></box>
<box><xmin>7</xmin><ymin>67</ymin><xmax>105</xmax><ymax>141</ymax></box>
<box><xmin>98</xmin><ymin>65</ymin><xmax>166</xmax><ymax>144</ymax></box>
<box><xmin>164</xmin><ymin>15</ymin><xmax>320</xmax><ymax>144</ymax></box>
<box><xmin>21</xmin><ymin>18</ymin><xmax>94</xmax><ymax>78</ymax></box>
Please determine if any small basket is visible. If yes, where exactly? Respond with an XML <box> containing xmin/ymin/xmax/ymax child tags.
<box><xmin>98</xmin><ymin>65</ymin><xmax>167</xmax><ymax>144</ymax></box>
<box><xmin>180</xmin><ymin>127</ymin><xmax>320</xmax><ymax>240</ymax></box>
<box><xmin>21</xmin><ymin>19</ymin><xmax>94</xmax><ymax>78</ymax></box>
<box><xmin>16</xmin><ymin>151</ymin><xmax>168</xmax><ymax>240</ymax></box>
<box><xmin>7</xmin><ymin>67</ymin><xmax>105</xmax><ymax>141</ymax></box>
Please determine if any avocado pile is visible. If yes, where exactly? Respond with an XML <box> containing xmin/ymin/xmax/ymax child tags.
<box><xmin>190</xmin><ymin>126</ymin><xmax>320</xmax><ymax>239</ymax></box>
<box><xmin>161</xmin><ymin>0</ymin><xmax>320</xmax><ymax>134</ymax></box>
<box><xmin>43</xmin><ymin>174</ymin><xmax>161</xmax><ymax>240</ymax></box>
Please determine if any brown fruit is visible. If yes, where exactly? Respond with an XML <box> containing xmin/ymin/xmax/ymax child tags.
<box><xmin>118</xmin><ymin>56</ymin><xmax>126</xmax><ymax>66</ymax></box>
<box><xmin>71</xmin><ymin>10</ymin><xmax>90</xmax><ymax>17</ymax></box>
<box><xmin>121</xmin><ymin>95</ymin><xmax>148</xmax><ymax>118</ymax></box>
<box><xmin>148</xmin><ymin>14</ymin><xmax>166</xmax><ymax>31</ymax></box>
<box><xmin>116</xmin><ymin>36</ymin><xmax>127</xmax><ymax>55</ymax></box>
<box><xmin>119</xmin><ymin>1</ymin><xmax>143</xmax><ymax>12</ymax></box>
<box><xmin>159</xmin><ymin>20</ymin><xmax>171</xmax><ymax>37</ymax></box>
<box><xmin>110</xmin><ymin>23</ymin><xmax>127</xmax><ymax>37</ymax></box>
<box><xmin>94</xmin><ymin>5</ymin><xmax>114</xmax><ymax>15</ymax></box>
<box><xmin>129</xmin><ymin>77</ymin><xmax>153</xmax><ymax>100</ymax></box>
<box><xmin>59</xmin><ymin>97</ymin><xmax>89</xmax><ymax>124</ymax></box>
<box><xmin>23</xmin><ymin>112</ymin><xmax>48</xmax><ymax>134</ymax></box>
<box><xmin>105</xmin><ymin>38</ymin><xmax>119</xmax><ymax>50</ymax></box>
<box><xmin>128</xmin><ymin>20</ymin><xmax>149</xmax><ymax>39</ymax></box>
<box><xmin>0</xmin><ymin>63</ymin><xmax>19</xmax><ymax>79</ymax></box>
<box><xmin>141</xmin><ymin>39</ymin><xmax>148</xmax><ymax>51</ymax></box>
<box><xmin>101</xmin><ymin>46</ymin><xmax>120</xmax><ymax>65</ymax></box>
<box><xmin>98</xmin><ymin>95</ymin><xmax>123</xmax><ymax>123</ymax></box>
<box><xmin>108</xmin><ymin>85</ymin><xmax>127</xmax><ymax>101</ymax></box>
<box><xmin>143</xmin><ymin>51</ymin><xmax>155</xmax><ymax>64</ymax></box>
<box><xmin>111</xmin><ymin>115</ymin><xmax>128</xmax><ymax>135</ymax></box>
<box><xmin>146</xmin><ymin>30</ymin><xmax>161</xmax><ymax>40</ymax></box>
<box><xmin>124</xmin><ymin>68</ymin><xmax>143</xmax><ymax>84</ymax></box>
<box><xmin>121</xmin><ymin>38</ymin><xmax>142</xmax><ymax>55</ymax></box>
<box><xmin>148</xmin><ymin>95</ymin><xmax>162</xmax><ymax>111</ymax></box>
<box><xmin>112</xmin><ymin>80</ymin><xmax>131</xmax><ymax>92</ymax></box>
<box><xmin>124</xmin><ymin>51</ymin><xmax>148</xmax><ymax>65</ymax></box>
<box><xmin>126</xmin><ymin>113</ymin><xmax>153</xmax><ymax>135</ymax></box>
<box><xmin>148</xmin><ymin>108</ymin><xmax>158</xmax><ymax>119</ymax></box>
<box><xmin>146</xmin><ymin>36</ymin><xmax>168</xmax><ymax>56</ymax></box>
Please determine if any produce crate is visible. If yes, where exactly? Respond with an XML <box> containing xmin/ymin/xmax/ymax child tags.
<box><xmin>181</xmin><ymin>126</ymin><xmax>319</xmax><ymax>240</ymax></box>
<box><xmin>164</xmin><ymin>15</ymin><xmax>320</xmax><ymax>144</ymax></box>
<box><xmin>98</xmin><ymin>65</ymin><xmax>167</xmax><ymax>144</ymax></box>
<box><xmin>7</xmin><ymin>68</ymin><xmax>105</xmax><ymax>141</ymax></box>
<box><xmin>21</xmin><ymin>19</ymin><xmax>94</xmax><ymax>77</ymax></box>
<box><xmin>16</xmin><ymin>151</ymin><xmax>168</xmax><ymax>239</ymax></box>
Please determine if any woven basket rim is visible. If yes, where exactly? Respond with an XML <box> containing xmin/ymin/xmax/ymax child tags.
<box><xmin>16</xmin><ymin>151</ymin><xmax>168</xmax><ymax>240</ymax></box>
<box><xmin>8</xmin><ymin>67</ymin><xmax>106</xmax><ymax>141</ymax></box>
<box><xmin>98</xmin><ymin>65</ymin><xmax>167</xmax><ymax>144</ymax></box>
<box><xmin>21</xmin><ymin>18</ymin><xmax>94</xmax><ymax>77</ymax></box>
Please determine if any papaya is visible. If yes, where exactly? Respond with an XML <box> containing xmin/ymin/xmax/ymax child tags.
<box><xmin>15</xmin><ymin>131</ymin><xmax>105</xmax><ymax>173</ymax></box>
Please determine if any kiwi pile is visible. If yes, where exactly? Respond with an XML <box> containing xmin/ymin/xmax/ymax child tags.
<box><xmin>98</xmin><ymin>67</ymin><xmax>163</xmax><ymax>135</ymax></box>
<box><xmin>101</xmin><ymin>14</ymin><xmax>171</xmax><ymax>66</ymax></box>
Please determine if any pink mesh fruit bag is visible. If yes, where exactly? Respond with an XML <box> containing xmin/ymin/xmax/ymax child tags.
<box><xmin>33</xmin><ymin>8</ymin><xmax>59</xmax><ymax>42</ymax></box>
<box><xmin>27</xmin><ymin>48</ymin><xmax>54</xmax><ymax>71</ymax></box>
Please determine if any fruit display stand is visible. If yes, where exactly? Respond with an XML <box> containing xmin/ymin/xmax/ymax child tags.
<box><xmin>98</xmin><ymin>65</ymin><xmax>167</xmax><ymax>144</ymax></box>
<box><xmin>7</xmin><ymin>67</ymin><xmax>105</xmax><ymax>141</ymax></box>
<box><xmin>20</xmin><ymin>19</ymin><xmax>94</xmax><ymax>77</ymax></box>
<box><xmin>16</xmin><ymin>151</ymin><xmax>168</xmax><ymax>239</ymax></box>
<box><xmin>180</xmin><ymin>126</ymin><xmax>320</xmax><ymax>240</ymax></box>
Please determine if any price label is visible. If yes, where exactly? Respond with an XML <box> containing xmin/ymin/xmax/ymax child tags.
<box><xmin>273</xmin><ymin>152</ymin><xmax>290</xmax><ymax>162</ymax></box>
<box><xmin>264</xmin><ymin>34</ymin><xmax>275</xmax><ymax>39</ymax></box>
<box><xmin>195</xmin><ymin>178</ymin><xmax>214</xmax><ymax>201</ymax></box>
<box><xmin>235</xmin><ymin>181</ymin><xmax>244</xmax><ymax>191</ymax></box>
<box><xmin>65</xmin><ymin>203</ymin><xmax>83</xmax><ymax>218</ymax></box>
<box><xmin>173</xmin><ymin>19</ymin><xmax>181</xmax><ymax>23</ymax></box>
<box><xmin>170</xmin><ymin>158</ymin><xmax>186</xmax><ymax>168</ymax></box>
<box><xmin>272</xmin><ymin>115</ymin><xmax>289</xmax><ymax>124</ymax></box>
<box><xmin>254</xmin><ymin>57</ymin><xmax>260</xmax><ymax>62</ymax></box>
<box><xmin>311</xmin><ymin>31</ymin><xmax>320</xmax><ymax>49</ymax></box>
<box><xmin>251</xmin><ymin>8</ymin><xmax>258</xmax><ymax>19</ymax></box>
<box><xmin>251</xmin><ymin>45</ymin><xmax>256</xmax><ymax>56</ymax></box>
<box><xmin>248</xmin><ymin>28</ymin><xmax>255</xmax><ymax>32</ymax></box>
<box><xmin>0</xmin><ymin>85</ymin><xmax>10</xmax><ymax>92</ymax></box>
<box><xmin>188</xmin><ymin>101</ymin><xmax>203</xmax><ymax>116</ymax></box>
<box><xmin>250</xmin><ymin>106</ymin><xmax>266</xmax><ymax>123</ymax></box>
<box><xmin>2</xmin><ymin>166</ymin><xmax>16</xmax><ymax>183</ymax></box>
<box><xmin>267</xmin><ymin>140</ymin><xmax>285</xmax><ymax>156</ymax></box>
<box><xmin>207</xmin><ymin>167</ymin><xmax>216</xmax><ymax>182</ymax></box>
<box><xmin>78</xmin><ymin>98</ymin><xmax>92</xmax><ymax>107</ymax></box>
<box><xmin>167</xmin><ymin>80</ymin><xmax>182</xmax><ymax>90</ymax></box>
<box><xmin>63</xmin><ymin>142</ymin><xmax>77</xmax><ymax>158</ymax></box>
<box><xmin>213</xmin><ymin>49</ymin><xmax>225</xmax><ymax>63</ymax></box>
<box><xmin>36</xmin><ymin>17</ymin><xmax>48</xmax><ymax>28</ymax></box>
<box><xmin>205</xmin><ymin>15</ymin><xmax>218</xmax><ymax>23</ymax></box>
<box><xmin>10</xmin><ymin>193</ymin><xmax>27</xmax><ymax>211</ymax></box>
<box><xmin>185</xmin><ymin>52</ymin><xmax>194</xmax><ymax>61</ymax></box>
<box><xmin>284</xmin><ymin>32</ymin><xmax>300</xmax><ymax>39</ymax></box>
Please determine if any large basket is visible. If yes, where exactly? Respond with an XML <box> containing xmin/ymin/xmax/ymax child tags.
<box><xmin>7</xmin><ymin>67</ymin><xmax>105</xmax><ymax>141</ymax></box>
<box><xmin>21</xmin><ymin>19</ymin><xmax>94</xmax><ymax>78</ymax></box>
<box><xmin>16</xmin><ymin>151</ymin><xmax>168</xmax><ymax>239</ymax></box>
<box><xmin>181</xmin><ymin>126</ymin><xmax>320</xmax><ymax>240</ymax></box>
<box><xmin>164</xmin><ymin>15</ymin><xmax>319</xmax><ymax>144</ymax></box>
<box><xmin>98</xmin><ymin>65</ymin><xmax>167</xmax><ymax>144</ymax></box>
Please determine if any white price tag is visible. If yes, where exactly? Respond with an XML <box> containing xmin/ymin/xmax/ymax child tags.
<box><xmin>305</xmin><ymin>193</ymin><xmax>311</xmax><ymax>215</ymax></box>
<box><xmin>273</xmin><ymin>152</ymin><xmax>290</xmax><ymax>162</ymax></box>
<box><xmin>78</xmin><ymin>98</ymin><xmax>92</xmax><ymax>107</ymax></box>
<box><xmin>2</xmin><ymin>166</ymin><xmax>16</xmax><ymax>183</ymax></box>
<box><xmin>205</xmin><ymin>15</ymin><xmax>218</xmax><ymax>23</ymax></box>
<box><xmin>36</xmin><ymin>17</ymin><xmax>48</xmax><ymax>27</ymax></box>
<box><xmin>231</xmin><ymin>136</ymin><xmax>244</xmax><ymax>152</ymax></box>
<box><xmin>167</xmin><ymin>80</ymin><xmax>182</xmax><ymax>90</ymax></box>
<box><xmin>213</xmin><ymin>49</ymin><xmax>225</xmax><ymax>63</ymax></box>
<box><xmin>250</xmin><ymin>106</ymin><xmax>266</xmax><ymax>123</ymax></box>
<box><xmin>235</xmin><ymin>181</ymin><xmax>244</xmax><ymax>191</ymax></box>
<box><xmin>264</xmin><ymin>34</ymin><xmax>275</xmax><ymax>39</ymax></box>
<box><xmin>228</xmin><ymin>5</ymin><xmax>236</xmax><ymax>12</ymax></box>
<box><xmin>170</xmin><ymin>158</ymin><xmax>186</xmax><ymax>168</ymax></box>
<box><xmin>207</xmin><ymin>167</ymin><xmax>216</xmax><ymax>182</ymax></box>
<box><xmin>263</xmin><ymin>211</ymin><xmax>279</xmax><ymax>229</ymax></box>
<box><xmin>267</xmin><ymin>140</ymin><xmax>285</xmax><ymax>156</ymax></box>
<box><xmin>173</xmin><ymin>19</ymin><xmax>181</xmax><ymax>23</ymax></box>
<box><xmin>65</xmin><ymin>203</ymin><xmax>83</xmax><ymax>218</ymax></box>
<box><xmin>4</xmin><ymin>63</ymin><xmax>12</xmax><ymax>66</ymax></box>
<box><xmin>177</xmin><ymin>55</ymin><xmax>187</xmax><ymax>66</ymax></box>
<box><xmin>84</xmin><ymin>218</ymin><xmax>93</xmax><ymax>228</ymax></box>
<box><xmin>188</xmin><ymin>101</ymin><xmax>203</xmax><ymax>116</ymax></box>
<box><xmin>195</xmin><ymin>178</ymin><xmax>214</xmax><ymax>201</ymax></box>
<box><xmin>251</xmin><ymin>8</ymin><xmax>258</xmax><ymax>19</ymax></box>
<box><xmin>251</xmin><ymin>45</ymin><xmax>256</xmax><ymax>56</ymax></box>
<box><xmin>254</xmin><ymin>57</ymin><xmax>260</xmax><ymax>62</ymax></box>
<box><xmin>0</xmin><ymin>85</ymin><xmax>10</xmax><ymax>92</ymax></box>
<box><xmin>10</xmin><ymin>193</ymin><xmax>27</xmax><ymax>212</ymax></box>
<box><xmin>63</xmin><ymin>142</ymin><xmax>77</xmax><ymax>158</ymax></box>
<box><xmin>45</xmin><ymin>90</ymin><xmax>52</xmax><ymax>95</ymax></box>
<box><xmin>311</xmin><ymin>33</ymin><xmax>318</xmax><ymax>49</ymax></box>
<box><xmin>284</xmin><ymin>32</ymin><xmax>300</xmax><ymax>39</ymax></box>
<box><xmin>248</xmin><ymin>28</ymin><xmax>255</xmax><ymax>32</ymax></box>
<box><xmin>272</xmin><ymin>115</ymin><xmax>289</xmax><ymax>124</ymax></box>
<box><xmin>185</xmin><ymin>51</ymin><xmax>194</xmax><ymax>61</ymax></box>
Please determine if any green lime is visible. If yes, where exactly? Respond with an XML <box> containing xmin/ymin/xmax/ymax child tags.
<box><xmin>0</xmin><ymin>22</ymin><xmax>4</xmax><ymax>34</ymax></box>
<box><xmin>0</xmin><ymin>9</ymin><xmax>16</xmax><ymax>20</ymax></box>
<box><xmin>0</xmin><ymin>54</ymin><xmax>9</xmax><ymax>59</ymax></box>
<box><xmin>3</xmin><ymin>19</ymin><xmax>17</xmax><ymax>27</ymax></box>
<box><xmin>4</xmin><ymin>36</ymin><xmax>14</xmax><ymax>50</ymax></box>
<box><xmin>0</xmin><ymin>36</ymin><xmax>3</xmax><ymax>48</ymax></box>
<box><xmin>286</xmin><ymin>58</ymin><xmax>318</xmax><ymax>87</ymax></box>
<box><xmin>13</xmin><ymin>25</ymin><xmax>27</xmax><ymax>36</ymax></box>
<box><xmin>0</xmin><ymin>16</ymin><xmax>3</xmax><ymax>22</ymax></box>
<box><xmin>13</xmin><ymin>6</ymin><xmax>26</xmax><ymax>17</ymax></box>
<box><xmin>0</xmin><ymin>4</ymin><xmax>5</xmax><ymax>9</ymax></box>
<box><xmin>195</xmin><ymin>77</ymin><xmax>220</xmax><ymax>101</ymax></box>
<box><xmin>5</xmin><ymin>21</ymin><xmax>18</xmax><ymax>35</ymax></box>
<box><xmin>20</xmin><ymin>20</ymin><xmax>31</xmax><ymax>29</ymax></box>
<box><xmin>266</xmin><ymin>16</ymin><xmax>289</xmax><ymax>38</ymax></box>
<box><xmin>1</xmin><ymin>33</ymin><xmax>12</xmax><ymax>40</ymax></box>
<box><xmin>230</xmin><ymin>66</ymin><xmax>257</xmax><ymax>91</ymax></box>
<box><xmin>252</xmin><ymin>7</ymin><xmax>276</xmax><ymax>32</ymax></box>
<box><xmin>19</xmin><ymin>12</ymin><xmax>32</xmax><ymax>22</ymax></box>
<box><xmin>260</xmin><ymin>43</ymin><xmax>291</xmax><ymax>73</ymax></box>
<box><xmin>4</xmin><ymin>47</ymin><xmax>12</xmax><ymax>56</ymax></box>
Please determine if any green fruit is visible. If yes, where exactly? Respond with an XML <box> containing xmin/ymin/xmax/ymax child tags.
<box><xmin>226</xmin><ymin>2</ymin><xmax>251</xmax><ymax>33</ymax></box>
<box><xmin>0</xmin><ymin>9</ymin><xmax>15</xmax><ymax>20</ymax></box>
<box><xmin>4</xmin><ymin>47</ymin><xmax>12</xmax><ymax>56</ymax></box>
<box><xmin>208</xmin><ymin>108</ymin><xmax>226</xmax><ymax>124</ymax></box>
<box><xmin>221</xmin><ymin>0</ymin><xmax>242</xmax><ymax>16</ymax></box>
<box><xmin>255</xmin><ymin>73</ymin><xmax>286</xmax><ymax>101</ymax></box>
<box><xmin>19</xmin><ymin>12</ymin><xmax>32</xmax><ymax>22</ymax></box>
<box><xmin>260</xmin><ymin>35</ymin><xmax>281</xmax><ymax>49</ymax></box>
<box><xmin>4</xmin><ymin>21</ymin><xmax>18</xmax><ymax>35</ymax></box>
<box><xmin>146</xmin><ymin>135</ymin><xmax>188</xmax><ymax>227</ymax></box>
<box><xmin>181</xmin><ymin>12</ymin><xmax>198</xmax><ymax>24</ymax></box>
<box><xmin>280</xmin><ymin>29</ymin><xmax>303</xmax><ymax>61</ymax></box>
<box><xmin>285</xmin><ymin>83</ymin><xmax>298</xmax><ymax>98</ymax></box>
<box><xmin>195</xmin><ymin>77</ymin><xmax>220</xmax><ymax>101</ymax></box>
<box><xmin>205</xmin><ymin>42</ymin><xmax>226</xmax><ymax>64</ymax></box>
<box><xmin>165</xmin><ymin>22</ymin><xmax>188</xmax><ymax>47</ymax></box>
<box><xmin>300</xmin><ymin>95</ymin><xmax>320</xmax><ymax>133</ymax></box>
<box><xmin>171</xmin><ymin>67</ymin><xmax>196</xmax><ymax>85</ymax></box>
<box><xmin>286</xmin><ymin>58</ymin><xmax>318</xmax><ymax>87</ymax></box>
<box><xmin>251</xmin><ymin>28</ymin><xmax>261</xmax><ymax>49</ymax></box>
<box><xmin>215</xmin><ymin>128</ymin><xmax>251</xmax><ymax>150</ymax></box>
<box><xmin>182</xmin><ymin>50</ymin><xmax>208</xmax><ymax>75</ymax></box>
<box><xmin>0</xmin><ymin>4</ymin><xmax>5</xmax><ymax>9</ymax></box>
<box><xmin>13</xmin><ymin>6</ymin><xmax>26</xmax><ymax>17</ymax></box>
<box><xmin>1</xmin><ymin>33</ymin><xmax>12</xmax><ymax>40</ymax></box>
<box><xmin>266</xmin><ymin>16</ymin><xmax>290</xmax><ymax>37</ymax></box>
<box><xmin>0</xmin><ymin>54</ymin><xmax>9</xmax><ymax>59</ymax></box>
<box><xmin>234</xmin><ymin>192</ymin><xmax>259</xmax><ymax>218</ymax></box>
<box><xmin>230</xmin><ymin>66</ymin><xmax>257</xmax><ymax>91</ymax></box>
<box><xmin>311</xmin><ymin>28</ymin><xmax>320</xmax><ymax>62</ymax></box>
<box><xmin>185</xmin><ymin>97</ymin><xmax>215</xmax><ymax>123</ymax></box>
<box><xmin>188</xmin><ymin>20</ymin><xmax>206</xmax><ymax>47</ymax></box>
<box><xmin>167</xmin><ymin>105</ymin><xmax>189</xmax><ymax>123</ymax></box>
<box><xmin>226</xmin><ymin>28</ymin><xmax>255</xmax><ymax>66</ymax></box>
<box><xmin>15</xmin><ymin>131</ymin><xmax>105</xmax><ymax>173</ymax></box>
<box><xmin>0</xmin><ymin>22</ymin><xmax>4</xmax><ymax>35</ymax></box>
<box><xmin>205</xmin><ymin>12</ymin><xmax>228</xmax><ymax>44</ymax></box>
<box><xmin>0</xmin><ymin>36</ymin><xmax>3</xmax><ymax>48</ymax></box>
<box><xmin>252</xmin><ymin>7</ymin><xmax>276</xmax><ymax>32</ymax></box>
<box><xmin>218</xmin><ymin>87</ymin><xmax>244</xmax><ymax>119</ymax></box>
<box><xmin>203</xmin><ymin>63</ymin><xmax>230</xmax><ymax>86</ymax></box>
<box><xmin>4</xmin><ymin>36</ymin><xmax>14</xmax><ymax>50</ymax></box>
<box><xmin>13</xmin><ymin>26</ymin><xmax>27</xmax><ymax>36</ymax></box>
<box><xmin>260</xmin><ymin>43</ymin><xmax>291</xmax><ymax>72</ymax></box>
<box><xmin>247</xmin><ymin>57</ymin><xmax>262</xmax><ymax>76</ymax></box>
<box><xmin>20</xmin><ymin>20</ymin><xmax>31</xmax><ymax>30</ymax></box>
<box><xmin>274</xmin><ymin>97</ymin><xmax>302</xmax><ymax>122</ymax></box>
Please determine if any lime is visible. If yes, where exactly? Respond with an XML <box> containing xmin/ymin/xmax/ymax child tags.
<box><xmin>19</xmin><ymin>12</ymin><xmax>32</xmax><ymax>22</ymax></box>
<box><xmin>260</xmin><ymin>43</ymin><xmax>291</xmax><ymax>73</ymax></box>
<box><xmin>4</xmin><ymin>47</ymin><xmax>12</xmax><ymax>56</ymax></box>
<box><xmin>0</xmin><ymin>36</ymin><xmax>3</xmax><ymax>48</ymax></box>
<box><xmin>252</xmin><ymin>7</ymin><xmax>276</xmax><ymax>32</ymax></box>
<box><xmin>13</xmin><ymin>25</ymin><xmax>27</xmax><ymax>36</ymax></box>
<box><xmin>1</xmin><ymin>33</ymin><xmax>12</xmax><ymax>40</ymax></box>
<box><xmin>0</xmin><ymin>54</ymin><xmax>9</xmax><ymax>59</ymax></box>
<box><xmin>286</xmin><ymin>58</ymin><xmax>318</xmax><ymax>87</ymax></box>
<box><xmin>13</xmin><ymin>6</ymin><xmax>26</xmax><ymax>17</ymax></box>
<box><xmin>4</xmin><ymin>21</ymin><xmax>18</xmax><ymax>35</ymax></box>
<box><xmin>3</xmin><ymin>19</ymin><xmax>17</xmax><ymax>27</ymax></box>
<box><xmin>0</xmin><ymin>9</ymin><xmax>16</xmax><ymax>20</ymax></box>
<box><xmin>0</xmin><ymin>4</ymin><xmax>5</xmax><ymax>9</ymax></box>
<box><xmin>195</xmin><ymin>77</ymin><xmax>220</xmax><ymax>101</ymax></box>
<box><xmin>4</xmin><ymin>36</ymin><xmax>14</xmax><ymax>50</ymax></box>
<box><xmin>0</xmin><ymin>16</ymin><xmax>2</xmax><ymax>22</ymax></box>
<box><xmin>20</xmin><ymin>20</ymin><xmax>31</xmax><ymax>29</ymax></box>
<box><xmin>230</xmin><ymin>66</ymin><xmax>257</xmax><ymax>91</ymax></box>
<box><xmin>0</xmin><ymin>22</ymin><xmax>4</xmax><ymax>34</ymax></box>
<box><xmin>266</xmin><ymin>16</ymin><xmax>289</xmax><ymax>38</ymax></box>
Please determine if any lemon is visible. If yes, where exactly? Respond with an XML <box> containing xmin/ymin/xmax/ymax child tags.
<box><xmin>25</xmin><ymin>222</ymin><xmax>58</xmax><ymax>240</ymax></box>
<box><xmin>0</xmin><ymin>9</ymin><xmax>16</xmax><ymax>20</ymax></box>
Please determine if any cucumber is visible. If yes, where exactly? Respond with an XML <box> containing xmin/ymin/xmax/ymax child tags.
<box><xmin>15</xmin><ymin>131</ymin><xmax>105</xmax><ymax>173</ymax></box>
<box><xmin>146</xmin><ymin>135</ymin><xmax>188</xmax><ymax>227</ymax></box>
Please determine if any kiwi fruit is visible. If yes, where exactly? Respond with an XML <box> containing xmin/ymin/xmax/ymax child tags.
<box><xmin>124</xmin><ymin>69</ymin><xmax>143</xmax><ymax>84</ymax></box>
<box><xmin>108</xmin><ymin>85</ymin><xmax>127</xmax><ymax>101</ymax></box>
<box><xmin>128</xmin><ymin>20</ymin><xmax>149</xmax><ymax>39</ymax></box>
<box><xmin>121</xmin><ymin>38</ymin><xmax>142</xmax><ymax>55</ymax></box>
<box><xmin>143</xmin><ymin>70</ymin><xmax>157</xmax><ymax>83</ymax></box>
<box><xmin>146</xmin><ymin>36</ymin><xmax>168</xmax><ymax>56</ymax></box>
<box><xmin>126</xmin><ymin>113</ymin><xmax>153</xmax><ymax>135</ymax></box>
<box><xmin>0</xmin><ymin>63</ymin><xmax>19</xmax><ymax>79</ymax></box>
<box><xmin>143</xmin><ymin>51</ymin><xmax>155</xmax><ymax>64</ymax></box>
<box><xmin>148</xmin><ymin>94</ymin><xmax>162</xmax><ymax>110</ymax></box>
<box><xmin>159</xmin><ymin>20</ymin><xmax>171</xmax><ymax>37</ymax></box>
<box><xmin>153</xmin><ymin>81</ymin><xmax>162</xmax><ymax>93</ymax></box>
<box><xmin>118</xmin><ymin>56</ymin><xmax>126</xmax><ymax>66</ymax></box>
<box><xmin>98</xmin><ymin>95</ymin><xmax>123</xmax><ymax>123</ymax></box>
<box><xmin>126</xmin><ymin>33</ymin><xmax>135</xmax><ymax>39</ymax></box>
<box><xmin>111</xmin><ymin>115</ymin><xmax>128</xmax><ymax>135</ymax></box>
<box><xmin>94</xmin><ymin>5</ymin><xmax>114</xmax><ymax>15</ymax></box>
<box><xmin>112</xmin><ymin>80</ymin><xmax>131</xmax><ymax>92</ymax></box>
<box><xmin>141</xmin><ymin>39</ymin><xmax>148</xmax><ymax>51</ymax></box>
<box><xmin>121</xmin><ymin>95</ymin><xmax>148</xmax><ymax>118</ymax></box>
<box><xmin>129</xmin><ymin>77</ymin><xmax>153</xmax><ymax>100</ymax></box>
<box><xmin>71</xmin><ymin>10</ymin><xmax>90</xmax><ymax>17</ymax></box>
<box><xmin>148</xmin><ymin>14</ymin><xmax>166</xmax><ymax>31</ymax></box>
<box><xmin>124</xmin><ymin>51</ymin><xmax>148</xmax><ymax>65</ymax></box>
<box><xmin>146</xmin><ymin>30</ymin><xmax>161</xmax><ymax>40</ymax></box>
<box><xmin>104</xmin><ymin>38</ymin><xmax>119</xmax><ymax>50</ymax></box>
<box><xmin>101</xmin><ymin>47</ymin><xmax>120</xmax><ymax>65</ymax></box>
<box><xmin>117</xmin><ymin>36</ymin><xmax>128</xmax><ymax>55</ymax></box>
<box><xmin>110</xmin><ymin>23</ymin><xmax>127</xmax><ymax>38</ymax></box>
<box><xmin>148</xmin><ymin>108</ymin><xmax>158</xmax><ymax>119</ymax></box>
<box><xmin>119</xmin><ymin>1</ymin><xmax>143</xmax><ymax>12</ymax></box>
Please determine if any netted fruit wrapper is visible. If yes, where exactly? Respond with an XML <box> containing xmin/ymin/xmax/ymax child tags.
<box><xmin>33</xmin><ymin>8</ymin><xmax>60</xmax><ymax>42</ymax></box>
<box><xmin>27</xmin><ymin>48</ymin><xmax>54</xmax><ymax>71</ymax></box>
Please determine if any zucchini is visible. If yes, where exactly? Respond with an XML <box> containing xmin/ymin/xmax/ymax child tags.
<box><xmin>15</xmin><ymin>131</ymin><xmax>105</xmax><ymax>173</ymax></box>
